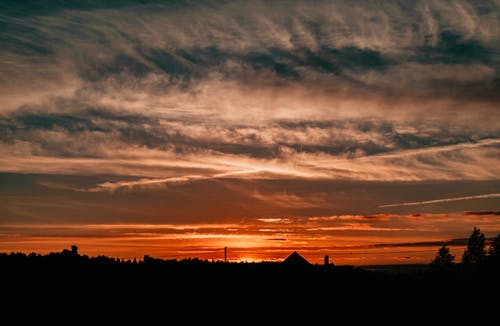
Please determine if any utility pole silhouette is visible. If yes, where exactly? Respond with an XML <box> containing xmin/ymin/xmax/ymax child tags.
<box><xmin>224</xmin><ymin>247</ymin><xmax>227</xmax><ymax>263</ymax></box>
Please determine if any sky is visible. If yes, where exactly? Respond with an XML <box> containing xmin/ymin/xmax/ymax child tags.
<box><xmin>0</xmin><ymin>0</ymin><xmax>499</xmax><ymax>265</ymax></box>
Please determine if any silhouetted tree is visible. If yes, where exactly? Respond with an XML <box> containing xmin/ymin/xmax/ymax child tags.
<box><xmin>462</xmin><ymin>227</ymin><xmax>485</xmax><ymax>265</ymax></box>
<box><xmin>488</xmin><ymin>233</ymin><xmax>500</xmax><ymax>263</ymax></box>
<box><xmin>430</xmin><ymin>245</ymin><xmax>454</xmax><ymax>269</ymax></box>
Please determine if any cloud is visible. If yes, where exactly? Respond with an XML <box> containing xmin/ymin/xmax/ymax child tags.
<box><xmin>308</xmin><ymin>215</ymin><xmax>388</xmax><ymax>221</ymax></box>
<box><xmin>1</xmin><ymin>0</ymin><xmax>499</xmax><ymax>230</ymax></box>
<box><xmin>464</xmin><ymin>211</ymin><xmax>500</xmax><ymax>216</ymax></box>
<box><xmin>0</xmin><ymin>136</ymin><xmax>498</xmax><ymax>192</ymax></box>
<box><xmin>256</xmin><ymin>218</ymin><xmax>292</xmax><ymax>223</ymax></box>
<box><xmin>250</xmin><ymin>190</ymin><xmax>328</xmax><ymax>209</ymax></box>
<box><xmin>87</xmin><ymin>176</ymin><xmax>201</xmax><ymax>192</ymax></box>
<box><xmin>380</xmin><ymin>193</ymin><xmax>500</xmax><ymax>208</ymax></box>
<box><xmin>371</xmin><ymin>239</ymin><xmax>469</xmax><ymax>248</ymax></box>
<box><xmin>306</xmin><ymin>224</ymin><xmax>409</xmax><ymax>232</ymax></box>
<box><xmin>2</xmin><ymin>0</ymin><xmax>499</xmax><ymax>187</ymax></box>
<box><xmin>2</xmin><ymin>0</ymin><xmax>499</xmax><ymax>111</ymax></box>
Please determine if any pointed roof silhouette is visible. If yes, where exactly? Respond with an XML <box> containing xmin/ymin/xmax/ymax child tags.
<box><xmin>283</xmin><ymin>251</ymin><xmax>310</xmax><ymax>266</ymax></box>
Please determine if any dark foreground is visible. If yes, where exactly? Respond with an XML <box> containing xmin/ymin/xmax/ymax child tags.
<box><xmin>2</xmin><ymin>250</ymin><xmax>499</xmax><ymax>318</ymax></box>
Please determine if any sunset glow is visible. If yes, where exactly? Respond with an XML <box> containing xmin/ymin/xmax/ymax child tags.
<box><xmin>2</xmin><ymin>211</ymin><xmax>499</xmax><ymax>265</ymax></box>
<box><xmin>1</xmin><ymin>0</ymin><xmax>499</xmax><ymax>265</ymax></box>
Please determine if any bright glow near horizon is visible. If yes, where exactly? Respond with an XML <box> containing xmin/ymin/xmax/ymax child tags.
<box><xmin>1</xmin><ymin>211</ymin><xmax>499</xmax><ymax>265</ymax></box>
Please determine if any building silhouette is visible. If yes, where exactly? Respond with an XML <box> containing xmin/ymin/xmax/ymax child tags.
<box><xmin>283</xmin><ymin>251</ymin><xmax>310</xmax><ymax>267</ymax></box>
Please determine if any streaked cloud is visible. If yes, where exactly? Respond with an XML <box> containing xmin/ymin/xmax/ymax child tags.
<box><xmin>464</xmin><ymin>211</ymin><xmax>500</xmax><ymax>216</ymax></box>
<box><xmin>380</xmin><ymin>193</ymin><xmax>500</xmax><ymax>208</ymax></box>
<box><xmin>0</xmin><ymin>138</ymin><xmax>498</xmax><ymax>191</ymax></box>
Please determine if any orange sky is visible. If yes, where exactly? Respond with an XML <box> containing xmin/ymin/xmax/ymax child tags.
<box><xmin>2</xmin><ymin>212</ymin><xmax>499</xmax><ymax>265</ymax></box>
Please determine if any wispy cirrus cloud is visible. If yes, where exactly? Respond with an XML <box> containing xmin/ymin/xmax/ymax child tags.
<box><xmin>2</xmin><ymin>0</ymin><xmax>499</xmax><ymax>111</ymax></box>
<box><xmin>0</xmin><ymin>137</ymin><xmax>498</xmax><ymax>193</ymax></box>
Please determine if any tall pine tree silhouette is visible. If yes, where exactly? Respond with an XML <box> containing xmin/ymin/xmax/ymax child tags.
<box><xmin>430</xmin><ymin>244</ymin><xmax>454</xmax><ymax>269</ymax></box>
<box><xmin>462</xmin><ymin>227</ymin><xmax>485</xmax><ymax>265</ymax></box>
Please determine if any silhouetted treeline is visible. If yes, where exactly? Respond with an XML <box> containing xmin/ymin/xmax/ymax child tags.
<box><xmin>1</xmin><ymin>251</ymin><xmax>498</xmax><ymax>318</ymax></box>
<box><xmin>2</xmin><ymin>228</ymin><xmax>498</xmax><ymax>281</ymax></box>
<box><xmin>2</xmin><ymin>242</ymin><xmax>498</xmax><ymax>289</ymax></box>
<box><xmin>429</xmin><ymin>227</ymin><xmax>500</xmax><ymax>276</ymax></box>
<box><xmin>2</xmin><ymin>228</ymin><xmax>499</xmax><ymax>315</ymax></box>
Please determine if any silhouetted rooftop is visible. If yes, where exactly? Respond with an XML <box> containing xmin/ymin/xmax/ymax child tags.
<box><xmin>283</xmin><ymin>251</ymin><xmax>310</xmax><ymax>266</ymax></box>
